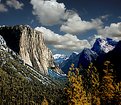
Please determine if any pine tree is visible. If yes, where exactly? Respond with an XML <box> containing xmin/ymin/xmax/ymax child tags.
<box><xmin>65</xmin><ymin>64</ymin><xmax>89</xmax><ymax>105</ymax></box>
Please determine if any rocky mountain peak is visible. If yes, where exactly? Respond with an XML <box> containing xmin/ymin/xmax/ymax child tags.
<box><xmin>91</xmin><ymin>38</ymin><xmax>117</xmax><ymax>54</ymax></box>
<box><xmin>0</xmin><ymin>25</ymin><xmax>55</xmax><ymax>74</ymax></box>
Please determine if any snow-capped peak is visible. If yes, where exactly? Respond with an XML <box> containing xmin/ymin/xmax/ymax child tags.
<box><xmin>53</xmin><ymin>54</ymin><xmax>68</xmax><ymax>65</ymax></box>
<box><xmin>53</xmin><ymin>54</ymin><xmax>67</xmax><ymax>60</ymax></box>
<box><xmin>99</xmin><ymin>38</ymin><xmax>115</xmax><ymax>53</ymax></box>
<box><xmin>72</xmin><ymin>51</ymin><xmax>79</xmax><ymax>55</ymax></box>
<box><xmin>92</xmin><ymin>38</ymin><xmax>117</xmax><ymax>54</ymax></box>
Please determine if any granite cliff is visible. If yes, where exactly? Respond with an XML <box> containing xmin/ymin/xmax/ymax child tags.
<box><xmin>0</xmin><ymin>25</ymin><xmax>54</xmax><ymax>74</ymax></box>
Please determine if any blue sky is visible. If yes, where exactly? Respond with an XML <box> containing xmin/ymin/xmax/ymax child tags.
<box><xmin>0</xmin><ymin>0</ymin><xmax>121</xmax><ymax>55</ymax></box>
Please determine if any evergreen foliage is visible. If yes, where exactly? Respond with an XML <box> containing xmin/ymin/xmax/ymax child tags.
<box><xmin>0</xmin><ymin>48</ymin><xmax>67</xmax><ymax>105</ymax></box>
<box><xmin>0</xmin><ymin>67</ymin><xmax>67</xmax><ymax>105</ymax></box>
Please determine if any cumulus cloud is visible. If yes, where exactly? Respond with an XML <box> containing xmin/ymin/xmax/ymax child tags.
<box><xmin>35</xmin><ymin>27</ymin><xmax>91</xmax><ymax>50</ymax></box>
<box><xmin>98</xmin><ymin>22</ymin><xmax>121</xmax><ymax>38</ymax></box>
<box><xmin>60</xmin><ymin>13</ymin><xmax>103</xmax><ymax>34</ymax></box>
<box><xmin>6</xmin><ymin>0</ymin><xmax>24</xmax><ymax>9</ymax></box>
<box><xmin>30</xmin><ymin>0</ymin><xmax>66</xmax><ymax>26</ymax></box>
<box><xmin>0</xmin><ymin>3</ymin><xmax>8</xmax><ymax>12</ymax></box>
<box><xmin>30</xmin><ymin>0</ymin><xmax>103</xmax><ymax>35</ymax></box>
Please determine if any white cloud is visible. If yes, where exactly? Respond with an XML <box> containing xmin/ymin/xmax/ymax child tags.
<box><xmin>98</xmin><ymin>22</ymin><xmax>121</xmax><ymax>38</ymax></box>
<box><xmin>6</xmin><ymin>0</ymin><xmax>24</xmax><ymax>9</ymax></box>
<box><xmin>60</xmin><ymin>13</ymin><xmax>103</xmax><ymax>34</ymax></box>
<box><xmin>35</xmin><ymin>26</ymin><xmax>91</xmax><ymax>50</ymax></box>
<box><xmin>30</xmin><ymin>0</ymin><xmax>66</xmax><ymax>26</ymax></box>
<box><xmin>30</xmin><ymin>0</ymin><xmax>103</xmax><ymax>35</ymax></box>
<box><xmin>0</xmin><ymin>3</ymin><xmax>8</xmax><ymax>12</ymax></box>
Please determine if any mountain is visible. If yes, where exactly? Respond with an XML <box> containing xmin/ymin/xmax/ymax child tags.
<box><xmin>0</xmin><ymin>25</ymin><xmax>55</xmax><ymax>74</ymax></box>
<box><xmin>0</xmin><ymin>35</ymin><xmax>67</xmax><ymax>104</ymax></box>
<box><xmin>95</xmin><ymin>40</ymin><xmax>121</xmax><ymax>82</ymax></box>
<box><xmin>0</xmin><ymin>35</ymin><xmax>58</xmax><ymax>85</ymax></box>
<box><xmin>68</xmin><ymin>52</ymin><xmax>79</xmax><ymax>59</ymax></box>
<box><xmin>60</xmin><ymin>38</ymin><xmax>118</xmax><ymax>74</ymax></box>
<box><xmin>60</xmin><ymin>52</ymin><xmax>79</xmax><ymax>74</ymax></box>
<box><xmin>77</xmin><ymin>48</ymin><xmax>98</xmax><ymax>68</ymax></box>
<box><xmin>91</xmin><ymin>38</ymin><xmax>117</xmax><ymax>55</ymax></box>
<box><xmin>53</xmin><ymin>54</ymin><xmax>68</xmax><ymax>66</ymax></box>
<box><xmin>61</xmin><ymin>49</ymin><xmax>98</xmax><ymax>74</ymax></box>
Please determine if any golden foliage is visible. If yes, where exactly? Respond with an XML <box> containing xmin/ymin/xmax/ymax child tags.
<box><xmin>114</xmin><ymin>82</ymin><xmax>121</xmax><ymax>105</ymax></box>
<box><xmin>41</xmin><ymin>96</ymin><xmax>48</xmax><ymax>105</ymax></box>
<box><xmin>65</xmin><ymin>61</ymin><xmax>121</xmax><ymax>105</ymax></box>
<box><xmin>83</xmin><ymin>63</ymin><xmax>100</xmax><ymax>105</ymax></box>
<box><xmin>65</xmin><ymin>64</ymin><xmax>90</xmax><ymax>105</ymax></box>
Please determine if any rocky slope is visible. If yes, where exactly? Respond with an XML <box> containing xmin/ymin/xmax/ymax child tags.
<box><xmin>0</xmin><ymin>35</ymin><xmax>57</xmax><ymax>85</ymax></box>
<box><xmin>0</xmin><ymin>35</ymin><xmax>67</xmax><ymax>104</ymax></box>
<box><xmin>0</xmin><ymin>25</ymin><xmax>54</xmax><ymax>74</ymax></box>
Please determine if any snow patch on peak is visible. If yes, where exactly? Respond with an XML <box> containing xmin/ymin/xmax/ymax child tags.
<box><xmin>92</xmin><ymin>38</ymin><xmax>117</xmax><ymax>54</ymax></box>
<box><xmin>98</xmin><ymin>38</ymin><xmax>115</xmax><ymax>53</ymax></box>
<box><xmin>72</xmin><ymin>51</ymin><xmax>79</xmax><ymax>55</ymax></box>
<box><xmin>53</xmin><ymin>54</ymin><xmax>67</xmax><ymax>60</ymax></box>
<box><xmin>53</xmin><ymin>54</ymin><xmax>68</xmax><ymax>65</ymax></box>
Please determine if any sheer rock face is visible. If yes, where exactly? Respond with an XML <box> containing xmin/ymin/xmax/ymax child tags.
<box><xmin>0</xmin><ymin>25</ymin><xmax>54</xmax><ymax>74</ymax></box>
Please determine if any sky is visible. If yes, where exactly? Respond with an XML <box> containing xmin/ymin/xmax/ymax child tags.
<box><xmin>0</xmin><ymin>0</ymin><xmax>121</xmax><ymax>55</ymax></box>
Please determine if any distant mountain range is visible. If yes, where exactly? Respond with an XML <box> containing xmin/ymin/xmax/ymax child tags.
<box><xmin>53</xmin><ymin>54</ymin><xmax>68</xmax><ymax>66</ymax></box>
<box><xmin>56</xmin><ymin>37</ymin><xmax>118</xmax><ymax>75</ymax></box>
<box><xmin>59</xmin><ymin>52</ymin><xmax>79</xmax><ymax>74</ymax></box>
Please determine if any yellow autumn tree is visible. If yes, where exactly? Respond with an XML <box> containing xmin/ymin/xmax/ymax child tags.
<box><xmin>65</xmin><ymin>64</ymin><xmax>90</xmax><ymax>105</ymax></box>
<box><xmin>85</xmin><ymin>63</ymin><xmax>100</xmax><ymax>105</ymax></box>
<box><xmin>114</xmin><ymin>82</ymin><xmax>121</xmax><ymax>105</ymax></box>
<box><xmin>100</xmin><ymin>61</ymin><xmax>115</xmax><ymax>105</ymax></box>
<box><xmin>41</xmin><ymin>96</ymin><xmax>48</xmax><ymax>105</ymax></box>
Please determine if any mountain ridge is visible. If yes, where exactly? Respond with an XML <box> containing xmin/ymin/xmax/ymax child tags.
<box><xmin>59</xmin><ymin>37</ymin><xmax>118</xmax><ymax>74</ymax></box>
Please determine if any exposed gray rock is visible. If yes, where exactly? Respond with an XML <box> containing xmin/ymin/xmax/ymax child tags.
<box><xmin>0</xmin><ymin>35</ymin><xmax>6</xmax><ymax>45</ymax></box>
<box><xmin>0</xmin><ymin>25</ymin><xmax>55</xmax><ymax>74</ymax></box>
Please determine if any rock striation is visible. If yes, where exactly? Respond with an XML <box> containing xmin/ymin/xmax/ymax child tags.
<box><xmin>0</xmin><ymin>25</ymin><xmax>54</xmax><ymax>74</ymax></box>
